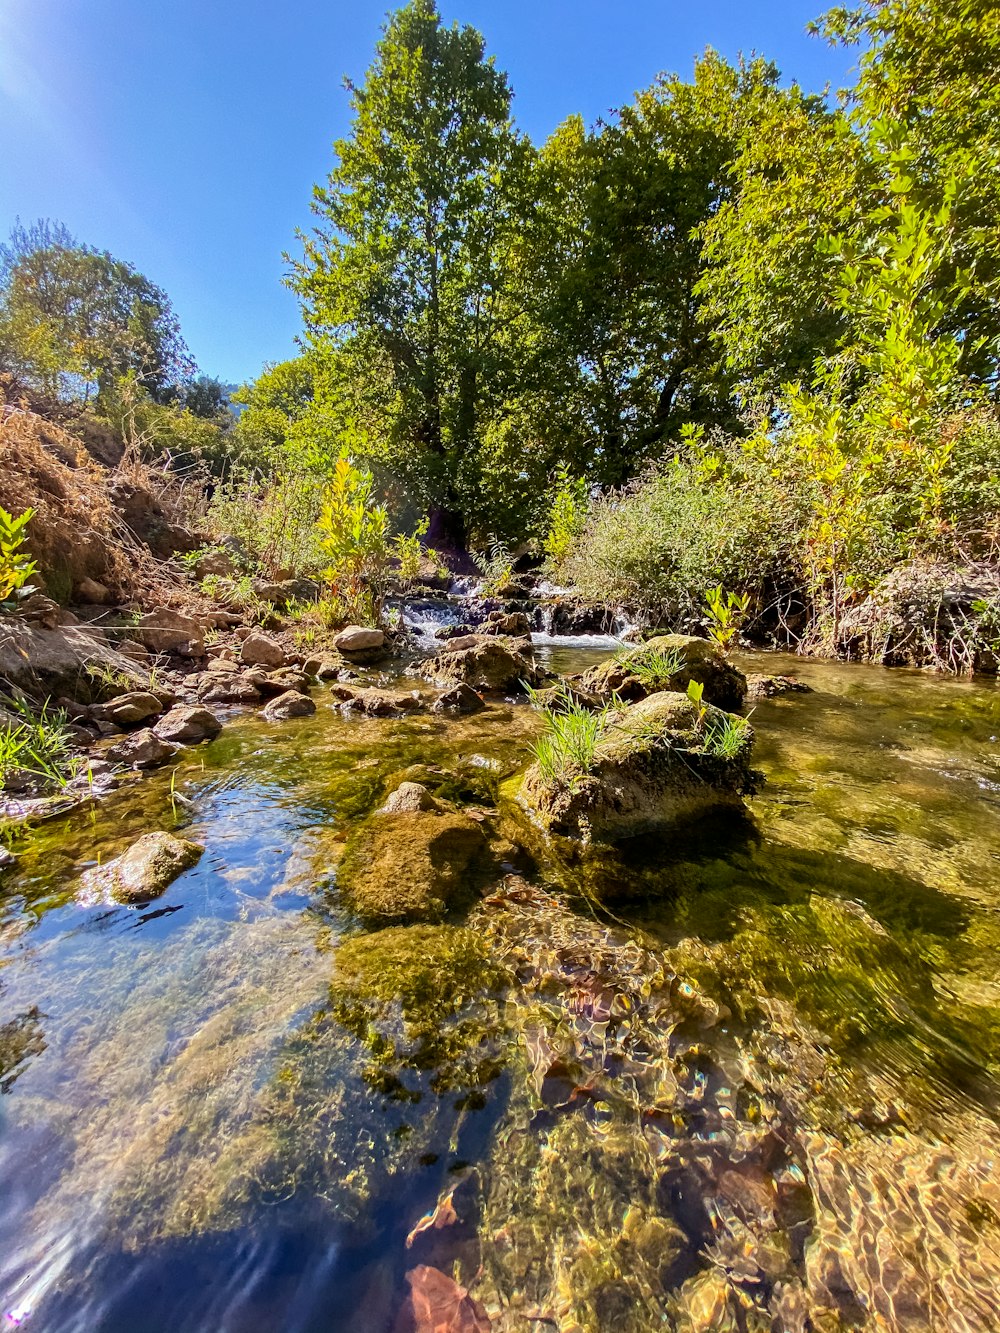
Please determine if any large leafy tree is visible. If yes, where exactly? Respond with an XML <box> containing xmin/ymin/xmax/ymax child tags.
<box><xmin>0</xmin><ymin>221</ymin><xmax>192</xmax><ymax>403</ymax></box>
<box><xmin>292</xmin><ymin>0</ymin><xmax>533</xmax><ymax>547</ymax></box>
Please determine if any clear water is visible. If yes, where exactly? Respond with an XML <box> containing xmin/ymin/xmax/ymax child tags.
<box><xmin>1</xmin><ymin>649</ymin><xmax>999</xmax><ymax>1331</ymax></box>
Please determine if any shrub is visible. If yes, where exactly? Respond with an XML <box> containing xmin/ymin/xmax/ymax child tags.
<box><xmin>543</xmin><ymin>466</ymin><xmax>589</xmax><ymax>575</ymax></box>
<box><xmin>316</xmin><ymin>451</ymin><xmax>390</xmax><ymax>626</ymax></box>
<box><xmin>563</xmin><ymin>441</ymin><xmax>806</xmax><ymax>626</ymax></box>
<box><xmin>0</xmin><ymin>506</ymin><xmax>38</xmax><ymax>606</ymax></box>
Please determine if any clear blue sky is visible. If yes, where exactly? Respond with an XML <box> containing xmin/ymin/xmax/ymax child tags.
<box><xmin>0</xmin><ymin>0</ymin><xmax>855</xmax><ymax>387</ymax></box>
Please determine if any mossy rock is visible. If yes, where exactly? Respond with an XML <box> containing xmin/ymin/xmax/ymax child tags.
<box><xmin>516</xmin><ymin>690</ymin><xmax>760</xmax><ymax>845</ymax></box>
<box><xmin>78</xmin><ymin>831</ymin><xmax>203</xmax><ymax>905</ymax></box>
<box><xmin>424</xmin><ymin>635</ymin><xmax>546</xmax><ymax>693</ymax></box>
<box><xmin>579</xmin><ymin>634</ymin><xmax>746</xmax><ymax>710</ymax></box>
<box><xmin>338</xmin><ymin>809</ymin><xmax>491</xmax><ymax>923</ymax></box>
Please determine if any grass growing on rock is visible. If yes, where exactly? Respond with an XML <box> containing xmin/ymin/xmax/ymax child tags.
<box><xmin>525</xmin><ymin>683</ymin><xmax>621</xmax><ymax>787</ymax></box>
<box><xmin>0</xmin><ymin>697</ymin><xmax>77</xmax><ymax>790</ymax></box>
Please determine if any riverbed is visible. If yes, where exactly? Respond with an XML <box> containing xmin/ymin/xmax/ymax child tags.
<box><xmin>1</xmin><ymin>646</ymin><xmax>998</xmax><ymax>1331</ymax></box>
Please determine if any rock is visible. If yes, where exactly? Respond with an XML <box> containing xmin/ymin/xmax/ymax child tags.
<box><xmin>424</xmin><ymin>635</ymin><xmax>546</xmax><ymax>693</ymax></box>
<box><xmin>0</xmin><ymin>621</ymin><xmax>148</xmax><ymax>698</ymax></box>
<box><xmin>240</xmin><ymin>632</ymin><xmax>286</xmax><ymax>669</ymax></box>
<box><xmin>106</xmin><ymin>728</ymin><xmax>178</xmax><ymax>769</ymax></box>
<box><xmin>745</xmin><ymin>673</ymin><xmax>812</xmax><ymax>700</ymax></box>
<box><xmin>431</xmin><ymin>683</ymin><xmax>486</xmax><ymax>715</ymax></box>
<box><xmin>262</xmin><ymin>690</ymin><xmax>317</xmax><ymax>721</ymax></box>
<box><xmin>535</xmin><ymin>598</ymin><xmax>620</xmax><ymax>637</ymax></box>
<box><xmin>516</xmin><ymin>689</ymin><xmax>760</xmax><ymax>844</ymax></box>
<box><xmin>79</xmin><ymin>831</ymin><xmax>202</xmax><ymax>904</ymax></box>
<box><xmin>193</xmin><ymin>549</ymin><xmax>234</xmax><ymax>579</ymax></box>
<box><xmin>90</xmin><ymin>690</ymin><xmax>164</xmax><ymax>728</ymax></box>
<box><xmin>579</xmin><ymin>634</ymin><xmax>746</xmax><ymax>710</ymax></box>
<box><xmin>134</xmin><ymin>608</ymin><xmax>205</xmax><ymax>656</ymax></box>
<box><xmin>434</xmin><ymin>622</ymin><xmax>476</xmax><ymax>640</ymax></box>
<box><xmin>0</xmin><ymin>847</ymin><xmax>14</xmax><ymax>869</ymax></box>
<box><xmin>76</xmin><ymin>577</ymin><xmax>110</xmax><ymax>605</ymax></box>
<box><xmin>197</xmin><ymin>672</ymin><xmax>263</xmax><ymax>705</ymax></box>
<box><xmin>251</xmin><ymin>577</ymin><xmax>319</xmax><ymax>609</ymax></box>
<box><xmin>116</xmin><ymin>638</ymin><xmax>150</xmax><ymax>662</ymax></box>
<box><xmin>254</xmin><ymin>667</ymin><xmax>310</xmax><ymax>697</ymax></box>
<box><xmin>485</xmin><ymin>611</ymin><xmax>531</xmax><ymax>636</ymax></box>
<box><xmin>335</xmin><ymin>625</ymin><xmax>386</xmax><ymax>654</ymax></box>
<box><xmin>331</xmin><ymin>685</ymin><xmax>424</xmax><ymax>717</ymax></box>
<box><xmin>302</xmin><ymin>656</ymin><xmax>342</xmax><ymax>680</ymax></box>
<box><xmin>380</xmin><ymin>781</ymin><xmax>441</xmax><ymax>814</ymax></box>
<box><xmin>338</xmin><ymin>809</ymin><xmax>488</xmax><ymax>923</ymax></box>
<box><xmin>153</xmin><ymin>705</ymin><xmax>222</xmax><ymax>744</ymax></box>
<box><xmin>18</xmin><ymin>594</ymin><xmax>60</xmax><ymax>629</ymax></box>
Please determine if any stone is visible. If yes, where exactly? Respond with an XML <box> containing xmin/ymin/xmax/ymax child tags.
<box><xmin>115</xmin><ymin>639</ymin><xmax>150</xmax><ymax>662</ymax></box>
<box><xmin>334</xmin><ymin>625</ymin><xmax>386</xmax><ymax>654</ymax></box>
<box><xmin>331</xmin><ymin>685</ymin><xmax>424</xmax><ymax>717</ymax></box>
<box><xmin>240</xmin><ymin>632</ymin><xmax>286</xmax><ymax>669</ymax></box>
<box><xmin>380</xmin><ymin>781</ymin><xmax>441</xmax><ymax>814</ymax></box>
<box><xmin>516</xmin><ymin>689</ymin><xmax>761</xmax><ymax>844</ymax></box>
<box><xmin>79</xmin><ymin>831</ymin><xmax>203</xmax><ymax>905</ymax></box>
<box><xmin>197</xmin><ymin>672</ymin><xmax>263</xmax><ymax>706</ymax></box>
<box><xmin>255</xmin><ymin>668</ymin><xmax>310</xmax><ymax>697</ymax></box>
<box><xmin>91</xmin><ymin>690</ymin><xmax>164</xmax><ymax>728</ymax></box>
<box><xmin>18</xmin><ymin>594</ymin><xmax>60</xmax><ymax>629</ymax></box>
<box><xmin>153</xmin><ymin>705</ymin><xmax>222</xmax><ymax>744</ymax></box>
<box><xmin>192</xmin><ymin>549</ymin><xmax>234</xmax><ymax>579</ymax></box>
<box><xmin>746</xmin><ymin>673</ymin><xmax>812</xmax><ymax>700</ymax></box>
<box><xmin>76</xmin><ymin>577</ymin><xmax>110</xmax><ymax>605</ymax></box>
<box><xmin>424</xmin><ymin>635</ymin><xmax>546</xmax><ymax>693</ymax></box>
<box><xmin>431</xmin><ymin>683</ymin><xmax>486</xmax><ymax>715</ymax></box>
<box><xmin>134</xmin><ymin>608</ymin><xmax>205</xmax><ymax>656</ymax></box>
<box><xmin>579</xmin><ymin>633</ymin><xmax>746</xmax><ymax>710</ymax></box>
<box><xmin>0</xmin><ymin>847</ymin><xmax>14</xmax><ymax>869</ymax></box>
<box><xmin>338</xmin><ymin>809</ymin><xmax>488</xmax><ymax>923</ymax></box>
<box><xmin>485</xmin><ymin>610</ymin><xmax>532</xmax><ymax>636</ymax></box>
<box><xmin>106</xmin><ymin>728</ymin><xmax>178</xmax><ymax>769</ymax></box>
<box><xmin>262</xmin><ymin>690</ymin><xmax>317</xmax><ymax>721</ymax></box>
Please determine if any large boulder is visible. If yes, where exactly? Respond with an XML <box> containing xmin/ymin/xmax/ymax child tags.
<box><xmin>78</xmin><ymin>831</ymin><xmax>203</xmax><ymax>905</ymax></box>
<box><xmin>579</xmin><ymin>634</ymin><xmax>746</xmax><ymax>710</ymax></box>
<box><xmin>0</xmin><ymin>618</ymin><xmax>148</xmax><ymax>697</ymax></box>
<box><xmin>516</xmin><ymin>690</ymin><xmax>760</xmax><ymax>844</ymax></box>
<box><xmin>338</xmin><ymin>808</ymin><xmax>489</xmax><ymax>923</ymax></box>
<box><xmin>424</xmin><ymin>635</ymin><xmax>546</xmax><ymax>693</ymax></box>
<box><xmin>432</xmin><ymin>683</ymin><xmax>486</xmax><ymax>715</ymax></box>
<box><xmin>153</xmin><ymin>705</ymin><xmax>222</xmax><ymax>744</ymax></box>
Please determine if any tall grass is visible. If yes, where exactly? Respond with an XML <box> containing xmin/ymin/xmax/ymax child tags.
<box><xmin>526</xmin><ymin>684</ymin><xmax>619</xmax><ymax>786</ymax></box>
<box><xmin>0</xmin><ymin>697</ymin><xmax>77</xmax><ymax>790</ymax></box>
<box><xmin>618</xmin><ymin>643</ymin><xmax>685</xmax><ymax>687</ymax></box>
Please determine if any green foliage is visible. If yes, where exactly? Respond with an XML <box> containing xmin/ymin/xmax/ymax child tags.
<box><xmin>393</xmin><ymin>516</ymin><xmax>431</xmax><ymax>584</ymax></box>
<box><xmin>704</xmin><ymin>585</ymin><xmax>749</xmax><ymax>650</ymax></box>
<box><xmin>0</xmin><ymin>506</ymin><xmax>38</xmax><ymax>607</ymax></box>
<box><xmin>701</xmin><ymin>710</ymin><xmax>753</xmax><ymax>760</ymax></box>
<box><xmin>527</xmin><ymin>684</ymin><xmax>619</xmax><ymax>788</ymax></box>
<box><xmin>543</xmin><ymin>467</ymin><xmax>589</xmax><ymax>574</ymax></box>
<box><xmin>563</xmin><ymin>441</ymin><xmax>804</xmax><ymax>624</ymax></box>
<box><xmin>686</xmin><ymin>679</ymin><xmax>706</xmax><ymax>722</ymax></box>
<box><xmin>292</xmin><ymin>0</ymin><xmax>534</xmax><ymax>547</ymax></box>
<box><xmin>0</xmin><ymin>697</ymin><xmax>76</xmax><ymax>791</ymax></box>
<box><xmin>0</xmin><ymin>221</ymin><xmax>192</xmax><ymax>403</ymax></box>
<box><xmin>619</xmin><ymin>643</ymin><xmax>685</xmax><ymax>688</ymax></box>
<box><xmin>206</xmin><ymin>470</ymin><xmax>326</xmax><ymax>577</ymax></box>
<box><xmin>316</xmin><ymin>451</ymin><xmax>390</xmax><ymax>626</ymax></box>
<box><xmin>472</xmin><ymin>541</ymin><xmax>517</xmax><ymax>597</ymax></box>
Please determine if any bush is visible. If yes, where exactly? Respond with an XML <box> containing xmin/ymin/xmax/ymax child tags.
<box><xmin>563</xmin><ymin>440</ymin><xmax>806</xmax><ymax>627</ymax></box>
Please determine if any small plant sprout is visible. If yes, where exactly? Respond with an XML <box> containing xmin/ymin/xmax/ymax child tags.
<box><xmin>686</xmin><ymin>678</ymin><xmax>707</xmax><ymax>723</ymax></box>
<box><xmin>0</xmin><ymin>506</ymin><xmax>39</xmax><ymax>608</ymax></box>
<box><xmin>705</xmin><ymin>585</ymin><xmax>750</xmax><ymax>650</ymax></box>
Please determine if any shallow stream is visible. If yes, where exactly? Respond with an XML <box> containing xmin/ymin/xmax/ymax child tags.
<box><xmin>1</xmin><ymin>646</ymin><xmax>999</xmax><ymax>1331</ymax></box>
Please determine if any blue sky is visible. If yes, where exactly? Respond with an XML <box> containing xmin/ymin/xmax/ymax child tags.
<box><xmin>0</xmin><ymin>1</ymin><xmax>856</xmax><ymax>387</ymax></box>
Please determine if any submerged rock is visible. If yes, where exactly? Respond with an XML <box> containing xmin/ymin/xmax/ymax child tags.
<box><xmin>516</xmin><ymin>690</ymin><xmax>760</xmax><ymax>843</ymax></box>
<box><xmin>432</xmin><ymin>683</ymin><xmax>486</xmax><ymax>715</ymax></box>
<box><xmin>745</xmin><ymin>673</ymin><xmax>812</xmax><ymax>700</ymax></box>
<box><xmin>262</xmin><ymin>690</ymin><xmax>317</xmax><ymax>721</ymax></box>
<box><xmin>332</xmin><ymin>685</ymin><xmax>424</xmax><ymax>717</ymax></box>
<box><xmin>153</xmin><ymin>705</ymin><xmax>222</xmax><ymax>744</ymax></box>
<box><xmin>338</xmin><ymin>808</ymin><xmax>490</xmax><ymax>923</ymax></box>
<box><xmin>580</xmin><ymin>634</ymin><xmax>746</xmax><ymax>710</ymax></box>
<box><xmin>381</xmin><ymin>781</ymin><xmax>441</xmax><ymax>814</ymax></box>
<box><xmin>78</xmin><ymin>831</ymin><xmax>203</xmax><ymax>904</ymax></box>
<box><xmin>424</xmin><ymin>635</ymin><xmax>545</xmax><ymax>693</ymax></box>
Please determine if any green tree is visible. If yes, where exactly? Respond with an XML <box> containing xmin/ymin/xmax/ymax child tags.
<box><xmin>0</xmin><ymin>223</ymin><xmax>193</xmax><ymax>403</ymax></box>
<box><xmin>291</xmin><ymin>0</ymin><xmax>533</xmax><ymax>549</ymax></box>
